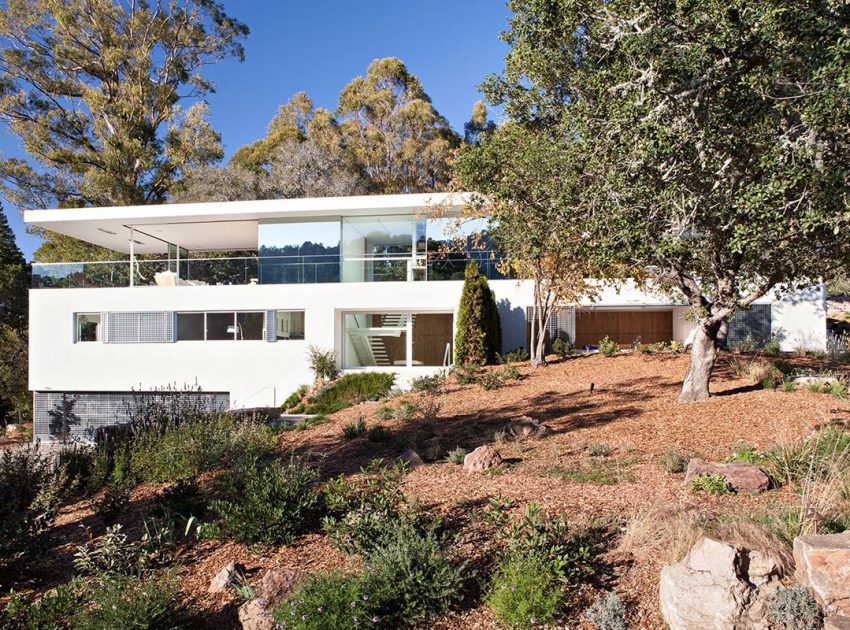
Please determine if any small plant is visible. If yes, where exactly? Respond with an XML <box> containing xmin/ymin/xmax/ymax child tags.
<box><xmin>273</xmin><ymin>572</ymin><xmax>368</xmax><ymax>630</ymax></box>
<box><xmin>494</xmin><ymin>429</ymin><xmax>511</xmax><ymax>444</ymax></box>
<box><xmin>688</xmin><ymin>473</ymin><xmax>731</xmax><ymax>495</ymax></box>
<box><xmin>733</xmin><ymin>333</ymin><xmax>759</xmax><ymax>354</ymax></box>
<box><xmin>729</xmin><ymin>445</ymin><xmax>765</xmax><ymax>466</ymax></box>
<box><xmin>229</xmin><ymin>567</ymin><xmax>255</xmax><ymax>602</ymax></box>
<box><xmin>417</xmin><ymin>396</ymin><xmax>442</xmax><ymax>421</ymax></box>
<box><xmin>210</xmin><ymin>455</ymin><xmax>320</xmax><ymax>544</ymax></box>
<box><xmin>501</xmin><ymin>347</ymin><xmax>530</xmax><ymax>363</ymax></box>
<box><xmin>500</xmin><ymin>362</ymin><xmax>521</xmax><ymax>381</ymax></box>
<box><xmin>374</xmin><ymin>404</ymin><xmax>394</xmax><ymax>421</ymax></box>
<box><xmin>586</xmin><ymin>592</ymin><xmax>629</xmax><ymax>630</ymax></box>
<box><xmin>94</xmin><ymin>484</ymin><xmax>130</xmax><ymax>525</ymax></box>
<box><xmin>305</xmin><ymin>372</ymin><xmax>395</xmax><ymax>414</ymax></box>
<box><xmin>486</xmin><ymin>552</ymin><xmax>563</xmax><ymax>630</ymax></box>
<box><xmin>780</xmin><ymin>380</ymin><xmax>795</xmax><ymax>392</ymax></box>
<box><xmin>367</xmin><ymin>425</ymin><xmax>391</xmax><ymax>443</ymax></box>
<box><xmin>661</xmin><ymin>447</ymin><xmax>690</xmax><ymax>474</ymax></box>
<box><xmin>768</xmin><ymin>584</ymin><xmax>823</xmax><ymax>630</ymax></box>
<box><xmin>550</xmin><ymin>462</ymin><xmax>634</xmax><ymax>485</ymax></box>
<box><xmin>762</xmin><ymin>334</ymin><xmax>782</xmax><ymax>356</ymax></box>
<box><xmin>444</xmin><ymin>447</ymin><xmax>467</xmax><ymax>465</ymax></box>
<box><xmin>598</xmin><ymin>336</ymin><xmax>619</xmax><ymax>357</ymax></box>
<box><xmin>479</xmin><ymin>371</ymin><xmax>503</xmax><ymax>390</ymax></box>
<box><xmin>551</xmin><ymin>337</ymin><xmax>574</xmax><ymax>358</ymax></box>
<box><xmin>669</xmin><ymin>340</ymin><xmax>683</xmax><ymax>353</ymax></box>
<box><xmin>282</xmin><ymin>384</ymin><xmax>309</xmax><ymax>411</ymax></box>
<box><xmin>342</xmin><ymin>417</ymin><xmax>367</xmax><ymax>440</ymax></box>
<box><xmin>292</xmin><ymin>414</ymin><xmax>331</xmax><ymax>431</ymax></box>
<box><xmin>306</xmin><ymin>345</ymin><xmax>339</xmax><ymax>383</ymax></box>
<box><xmin>585</xmin><ymin>441</ymin><xmax>612</xmax><ymax>457</ymax></box>
<box><xmin>410</xmin><ymin>374</ymin><xmax>444</xmax><ymax>394</ymax></box>
<box><xmin>392</xmin><ymin>400</ymin><xmax>419</xmax><ymax>422</ymax></box>
<box><xmin>824</xmin><ymin>379</ymin><xmax>849</xmax><ymax>399</ymax></box>
<box><xmin>423</xmin><ymin>443</ymin><xmax>443</xmax><ymax>461</ymax></box>
<box><xmin>452</xmin><ymin>363</ymin><xmax>480</xmax><ymax>385</ymax></box>
<box><xmin>155</xmin><ymin>478</ymin><xmax>207</xmax><ymax>520</ymax></box>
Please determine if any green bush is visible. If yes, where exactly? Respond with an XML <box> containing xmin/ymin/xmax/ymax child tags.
<box><xmin>306</xmin><ymin>345</ymin><xmax>339</xmax><ymax>383</ymax></box>
<box><xmin>598</xmin><ymin>336</ymin><xmax>619</xmax><ymax>357</ymax></box>
<box><xmin>688</xmin><ymin>473</ymin><xmax>731</xmax><ymax>494</ymax></box>
<box><xmin>282</xmin><ymin>385</ymin><xmax>309</xmax><ymax>411</ymax></box>
<box><xmin>273</xmin><ymin>573</ymin><xmax>370</xmax><ymax>630</ymax></box>
<box><xmin>479</xmin><ymin>371</ymin><xmax>503</xmax><ymax>390</ymax></box>
<box><xmin>452</xmin><ymin>364</ymin><xmax>480</xmax><ymax>385</ymax></box>
<box><xmin>769</xmin><ymin>584</ymin><xmax>823</xmax><ymax>630</ymax></box>
<box><xmin>2</xmin><ymin>579</ymin><xmax>81</xmax><ymax>629</ymax></box>
<box><xmin>392</xmin><ymin>400</ymin><xmax>419</xmax><ymax>421</ymax></box>
<box><xmin>455</xmin><ymin>261</ymin><xmax>501</xmax><ymax>366</ymax></box>
<box><xmin>763</xmin><ymin>334</ymin><xmax>782</xmax><ymax>356</ymax></box>
<box><xmin>305</xmin><ymin>372</ymin><xmax>395</xmax><ymax>415</ymax></box>
<box><xmin>155</xmin><ymin>479</ymin><xmax>207</xmax><ymax>520</ymax></box>
<box><xmin>342</xmin><ymin>417</ymin><xmax>367</xmax><ymax>440</ymax></box>
<box><xmin>94</xmin><ymin>484</ymin><xmax>130</xmax><ymax>525</ymax></box>
<box><xmin>500</xmin><ymin>347</ymin><xmax>530</xmax><ymax>363</ymax></box>
<box><xmin>367</xmin><ymin>425</ymin><xmax>391</xmax><ymax>442</ymax></box>
<box><xmin>374</xmin><ymin>404</ymin><xmax>394</xmax><ymax>421</ymax></box>
<box><xmin>410</xmin><ymin>374</ymin><xmax>444</xmax><ymax>394</ymax></box>
<box><xmin>765</xmin><ymin>425</ymin><xmax>850</xmax><ymax>485</ymax></box>
<box><xmin>551</xmin><ymin>337</ymin><xmax>574</xmax><ymax>358</ymax></box>
<box><xmin>360</xmin><ymin>519</ymin><xmax>466</xmax><ymax>625</ymax></box>
<box><xmin>444</xmin><ymin>447</ymin><xmax>467</xmax><ymax>465</ymax></box>
<box><xmin>661</xmin><ymin>448</ymin><xmax>690</xmax><ymax>474</ymax></box>
<box><xmin>487</xmin><ymin>552</ymin><xmax>563</xmax><ymax>630</ymax></box>
<box><xmin>210</xmin><ymin>455</ymin><xmax>320</xmax><ymax>544</ymax></box>
<box><xmin>733</xmin><ymin>333</ymin><xmax>759</xmax><ymax>354</ymax></box>
<box><xmin>501</xmin><ymin>362</ymin><xmax>521</xmax><ymax>381</ymax></box>
<box><xmin>585</xmin><ymin>592</ymin><xmax>629</xmax><ymax>630</ymax></box>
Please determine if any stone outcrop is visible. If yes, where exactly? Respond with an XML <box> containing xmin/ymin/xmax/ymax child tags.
<box><xmin>463</xmin><ymin>445</ymin><xmax>502</xmax><ymax>472</ymax></box>
<box><xmin>257</xmin><ymin>568</ymin><xmax>299</xmax><ymax>603</ymax></box>
<box><xmin>660</xmin><ymin>537</ymin><xmax>783</xmax><ymax>630</ymax></box>
<box><xmin>208</xmin><ymin>561</ymin><xmax>245</xmax><ymax>593</ymax></box>
<box><xmin>793</xmin><ymin>375</ymin><xmax>841</xmax><ymax>389</ymax></box>
<box><xmin>826</xmin><ymin>617</ymin><xmax>850</xmax><ymax>630</ymax></box>
<box><xmin>685</xmin><ymin>459</ymin><xmax>770</xmax><ymax>493</ymax></box>
<box><xmin>398</xmin><ymin>448</ymin><xmax>424</xmax><ymax>468</ymax></box>
<box><xmin>507</xmin><ymin>415</ymin><xmax>552</xmax><ymax>439</ymax></box>
<box><xmin>238</xmin><ymin>598</ymin><xmax>273</xmax><ymax>630</ymax></box>
<box><xmin>794</xmin><ymin>531</ymin><xmax>850</xmax><ymax>616</ymax></box>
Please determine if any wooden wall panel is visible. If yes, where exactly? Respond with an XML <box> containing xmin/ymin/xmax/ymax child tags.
<box><xmin>574</xmin><ymin>310</ymin><xmax>673</xmax><ymax>348</ymax></box>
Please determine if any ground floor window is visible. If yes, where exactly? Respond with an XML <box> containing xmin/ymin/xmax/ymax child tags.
<box><xmin>343</xmin><ymin>311</ymin><xmax>453</xmax><ymax>368</ymax></box>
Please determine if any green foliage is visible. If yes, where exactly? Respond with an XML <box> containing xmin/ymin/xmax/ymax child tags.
<box><xmin>392</xmin><ymin>399</ymin><xmax>419</xmax><ymax>422</ymax></box>
<box><xmin>455</xmin><ymin>262</ymin><xmax>501</xmax><ymax>366</ymax></box>
<box><xmin>765</xmin><ymin>425</ymin><xmax>850</xmax><ymax>485</ymax></box>
<box><xmin>500</xmin><ymin>362</ymin><xmax>521</xmax><ymax>381</ymax></box>
<box><xmin>763</xmin><ymin>335</ymin><xmax>783</xmax><ymax>356</ymax></box>
<box><xmin>282</xmin><ymin>385</ymin><xmax>310</xmax><ymax>412</ymax></box>
<box><xmin>409</xmin><ymin>374</ymin><xmax>444</xmax><ymax>394</ymax></box>
<box><xmin>729</xmin><ymin>446</ymin><xmax>766</xmax><ymax>466</ymax></box>
<box><xmin>479</xmin><ymin>371</ymin><xmax>503</xmax><ymax>391</ymax></box>
<box><xmin>501</xmin><ymin>347</ymin><xmax>530</xmax><ymax>363</ymax></box>
<box><xmin>551</xmin><ymin>337</ymin><xmax>574</xmax><ymax>358</ymax></box>
<box><xmin>273</xmin><ymin>573</ymin><xmax>370</xmax><ymax>630</ymax></box>
<box><xmin>155</xmin><ymin>479</ymin><xmax>207</xmax><ymax>520</ymax></box>
<box><xmin>2</xmin><ymin>579</ymin><xmax>81</xmax><ymax>630</ymax></box>
<box><xmin>661</xmin><ymin>448</ymin><xmax>691</xmax><ymax>474</ymax></box>
<box><xmin>210</xmin><ymin>455</ymin><xmax>320</xmax><ymax>544</ymax></box>
<box><xmin>342</xmin><ymin>417</ymin><xmax>367</xmax><ymax>440</ymax></box>
<box><xmin>444</xmin><ymin>447</ymin><xmax>468</xmax><ymax>465</ymax></box>
<box><xmin>366</xmin><ymin>425</ymin><xmax>391</xmax><ymax>443</ymax></box>
<box><xmin>73</xmin><ymin>524</ymin><xmax>156</xmax><ymax>579</ymax></box>
<box><xmin>374</xmin><ymin>404</ymin><xmax>394</xmax><ymax>421</ymax></box>
<box><xmin>598</xmin><ymin>336</ymin><xmax>619</xmax><ymax>357</ymax></box>
<box><xmin>0</xmin><ymin>203</ymin><xmax>28</xmax><ymax>422</ymax></box>
<box><xmin>305</xmin><ymin>372</ymin><xmax>395</xmax><ymax>414</ymax></box>
<box><xmin>585</xmin><ymin>441</ymin><xmax>612</xmax><ymax>457</ymax></box>
<box><xmin>688</xmin><ymin>473</ymin><xmax>731</xmax><ymax>495</ymax></box>
<box><xmin>94</xmin><ymin>484</ymin><xmax>130</xmax><ymax>525</ymax></box>
<box><xmin>733</xmin><ymin>334</ymin><xmax>760</xmax><ymax>354</ymax></box>
<box><xmin>452</xmin><ymin>364</ymin><xmax>480</xmax><ymax>385</ymax></box>
<box><xmin>586</xmin><ymin>592</ymin><xmax>629</xmax><ymax>630</ymax></box>
<box><xmin>769</xmin><ymin>585</ymin><xmax>824</xmax><ymax>630</ymax></box>
<box><xmin>486</xmin><ymin>552</ymin><xmax>563</xmax><ymax>630</ymax></box>
<box><xmin>550</xmin><ymin>461</ymin><xmax>635</xmax><ymax>485</ymax></box>
<box><xmin>306</xmin><ymin>346</ymin><xmax>339</xmax><ymax>384</ymax></box>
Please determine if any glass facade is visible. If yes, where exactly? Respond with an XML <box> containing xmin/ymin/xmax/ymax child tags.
<box><xmin>258</xmin><ymin>220</ymin><xmax>340</xmax><ymax>284</ymax></box>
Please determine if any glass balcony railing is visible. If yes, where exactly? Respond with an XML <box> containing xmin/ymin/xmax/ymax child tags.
<box><xmin>31</xmin><ymin>252</ymin><xmax>508</xmax><ymax>288</ymax></box>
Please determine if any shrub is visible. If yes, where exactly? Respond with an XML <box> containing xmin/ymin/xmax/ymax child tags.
<box><xmin>392</xmin><ymin>400</ymin><xmax>419</xmax><ymax>422</ymax></box>
<box><xmin>410</xmin><ymin>374</ymin><xmax>443</xmax><ymax>394</ymax></box>
<box><xmin>73</xmin><ymin>523</ymin><xmax>152</xmax><ymax>579</ymax></box>
<box><xmin>417</xmin><ymin>396</ymin><xmax>442</xmax><ymax>421</ymax></box>
<box><xmin>282</xmin><ymin>385</ymin><xmax>309</xmax><ymax>411</ymax></box>
<box><xmin>824</xmin><ymin>379</ymin><xmax>849</xmax><ymax>399</ymax></box>
<box><xmin>585</xmin><ymin>441</ymin><xmax>612</xmax><ymax>457</ymax></box>
<box><xmin>551</xmin><ymin>336</ymin><xmax>574</xmax><ymax>358</ymax></box>
<box><xmin>367</xmin><ymin>425</ymin><xmax>391</xmax><ymax>443</ymax></box>
<box><xmin>733</xmin><ymin>333</ymin><xmax>759</xmax><ymax>354</ymax></box>
<box><xmin>445</xmin><ymin>447</ymin><xmax>467</xmax><ymax>465</ymax></box>
<box><xmin>494</xmin><ymin>429</ymin><xmax>510</xmax><ymax>444</ymax></box>
<box><xmin>661</xmin><ymin>448</ymin><xmax>690</xmax><ymax>474</ymax></box>
<box><xmin>306</xmin><ymin>345</ymin><xmax>339</xmax><ymax>383</ymax></box>
<box><xmin>500</xmin><ymin>347</ymin><xmax>530</xmax><ymax>363</ymax></box>
<box><xmin>479</xmin><ymin>371</ymin><xmax>503</xmax><ymax>391</ymax></box>
<box><xmin>781</xmin><ymin>380</ymin><xmax>795</xmax><ymax>392</ymax></box>
<box><xmin>210</xmin><ymin>455</ymin><xmax>320</xmax><ymax>544</ymax></box>
<box><xmin>0</xmin><ymin>446</ymin><xmax>58</xmax><ymax>560</ymax></box>
<box><xmin>2</xmin><ymin>580</ymin><xmax>81</xmax><ymax>629</ymax></box>
<box><xmin>360</xmin><ymin>519</ymin><xmax>466</xmax><ymax>625</ymax></box>
<box><xmin>688</xmin><ymin>473</ymin><xmax>731</xmax><ymax>495</ymax></box>
<box><xmin>73</xmin><ymin>574</ymin><xmax>191</xmax><ymax>630</ymax></box>
<box><xmin>305</xmin><ymin>372</ymin><xmax>396</xmax><ymax>414</ymax></box>
<box><xmin>765</xmin><ymin>425</ymin><xmax>850</xmax><ymax>485</ymax></box>
<box><xmin>598</xmin><ymin>336</ymin><xmax>619</xmax><ymax>357</ymax></box>
<box><xmin>455</xmin><ymin>261</ymin><xmax>501</xmax><ymax>366</ymax></box>
<box><xmin>291</xmin><ymin>415</ymin><xmax>331</xmax><ymax>432</ymax></box>
<box><xmin>94</xmin><ymin>484</ymin><xmax>130</xmax><ymax>525</ymax></box>
<box><xmin>669</xmin><ymin>340</ymin><xmax>684</xmax><ymax>353</ymax></box>
<box><xmin>769</xmin><ymin>585</ymin><xmax>823</xmax><ymax>630</ymax></box>
<box><xmin>586</xmin><ymin>592</ymin><xmax>629</xmax><ymax>630</ymax></box>
<box><xmin>501</xmin><ymin>362</ymin><xmax>521</xmax><ymax>381</ymax></box>
<box><xmin>342</xmin><ymin>417</ymin><xmax>367</xmax><ymax>440</ymax></box>
<box><xmin>763</xmin><ymin>334</ymin><xmax>782</xmax><ymax>356</ymax></box>
<box><xmin>487</xmin><ymin>552</ymin><xmax>563</xmax><ymax>630</ymax></box>
<box><xmin>452</xmin><ymin>363</ymin><xmax>480</xmax><ymax>385</ymax></box>
<box><xmin>374</xmin><ymin>404</ymin><xmax>394</xmax><ymax>421</ymax></box>
<box><xmin>729</xmin><ymin>445</ymin><xmax>766</xmax><ymax>465</ymax></box>
<box><xmin>273</xmin><ymin>572</ymin><xmax>369</xmax><ymax>630</ymax></box>
<box><xmin>155</xmin><ymin>479</ymin><xmax>207</xmax><ymax>520</ymax></box>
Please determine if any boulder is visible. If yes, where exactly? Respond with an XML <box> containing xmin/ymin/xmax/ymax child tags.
<box><xmin>794</xmin><ymin>531</ymin><xmax>850</xmax><ymax>615</ymax></box>
<box><xmin>507</xmin><ymin>415</ymin><xmax>552</xmax><ymax>439</ymax></box>
<box><xmin>398</xmin><ymin>448</ymin><xmax>424</xmax><ymax>468</ymax></box>
<box><xmin>826</xmin><ymin>617</ymin><xmax>850</xmax><ymax>630</ymax></box>
<box><xmin>685</xmin><ymin>459</ymin><xmax>770</xmax><ymax>493</ymax></box>
<box><xmin>660</xmin><ymin>537</ymin><xmax>783</xmax><ymax>630</ymax></box>
<box><xmin>463</xmin><ymin>445</ymin><xmax>503</xmax><ymax>472</ymax></box>
<box><xmin>238</xmin><ymin>598</ymin><xmax>273</xmax><ymax>630</ymax></box>
<box><xmin>794</xmin><ymin>375</ymin><xmax>841</xmax><ymax>389</ymax></box>
<box><xmin>257</xmin><ymin>568</ymin><xmax>299</xmax><ymax>603</ymax></box>
<box><xmin>208</xmin><ymin>561</ymin><xmax>245</xmax><ymax>594</ymax></box>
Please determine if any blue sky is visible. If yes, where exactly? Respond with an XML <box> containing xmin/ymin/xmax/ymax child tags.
<box><xmin>2</xmin><ymin>0</ymin><xmax>512</xmax><ymax>260</ymax></box>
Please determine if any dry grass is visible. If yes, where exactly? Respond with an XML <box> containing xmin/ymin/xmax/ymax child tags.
<box><xmin>613</xmin><ymin>502</ymin><xmax>705</xmax><ymax>567</ymax></box>
<box><xmin>728</xmin><ymin>355</ymin><xmax>783</xmax><ymax>385</ymax></box>
<box><xmin>714</xmin><ymin>520</ymin><xmax>794</xmax><ymax>577</ymax></box>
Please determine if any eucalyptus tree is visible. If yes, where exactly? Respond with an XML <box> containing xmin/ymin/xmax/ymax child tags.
<box><xmin>480</xmin><ymin>0</ymin><xmax>850</xmax><ymax>400</ymax></box>
<box><xmin>0</xmin><ymin>0</ymin><xmax>248</xmax><ymax>260</ymax></box>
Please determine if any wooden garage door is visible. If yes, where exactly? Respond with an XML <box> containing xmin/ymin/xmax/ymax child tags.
<box><xmin>574</xmin><ymin>310</ymin><xmax>673</xmax><ymax>348</ymax></box>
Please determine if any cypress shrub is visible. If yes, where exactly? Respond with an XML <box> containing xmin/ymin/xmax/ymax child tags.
<box><xmin>455</xmin><ymin>262</ymin><xmax>502</xmax><ymax>365</ymax></box>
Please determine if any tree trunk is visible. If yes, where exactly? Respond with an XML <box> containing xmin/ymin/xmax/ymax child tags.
<box><xmin>678</xmin><ymin>322</ymin><xmax>721</xmax><ymax>403</ymax></box>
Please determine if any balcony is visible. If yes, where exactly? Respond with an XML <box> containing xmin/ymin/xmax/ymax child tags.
<box><xmin>31</xmin><ymin>251</ymin><xmax>506</xmax><ymax>288</ymax></box>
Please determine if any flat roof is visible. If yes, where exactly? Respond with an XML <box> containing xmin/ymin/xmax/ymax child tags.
<box><xmin>23</xmin><ymin>192</ymin><xmax>473</xmax><ymax>255</ymax></box>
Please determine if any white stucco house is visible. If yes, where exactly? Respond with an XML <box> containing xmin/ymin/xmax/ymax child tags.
<box><xmin>24</xmin><ymin>192</ymin><xmax>826</xmax><ymax>442</ymax></box>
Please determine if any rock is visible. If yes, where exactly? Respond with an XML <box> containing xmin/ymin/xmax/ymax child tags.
<box><xmin>685</xmin><ymin>459</ymin><xmax>770</xmax><ymax>493</ymax></box>
<box><xmin>238</xmin><ymin>598</ymin><xmax>273</xmax><ymax>630</ymax></box>
<box><xmin>463</xmin><ymin>445</ymin><xmax>502</xmax><ymax>472</ymax></box>
<box><xmin>257</xmin><ymin>568</ymin><xmax>299</xmax><ymax>603</ymax></box>
<box><xmin>794</xmin><ymin>375</ymin><xmax>841</xmax><ymax>389</ymax></box>
<box><xmin>4</xmin><ymin>424</ymin><xmax>20</xmax><ymax>439</ymax></box>
<box><xmin>208</xmin><ymin>561</ymin><xmax>245</xmax><ymax>594</ymax></box>
<box><xmin>660</xmin><ymin>537</ymin><xmax>783</xmax><ymax>630</ymax></box>
<box><xmin>826</xmin><ymin>617</ymin><xmax>850</xmax><ymax>630</ymax></box>
<box><xmin>794</xmin><ymin>531</ymin><xmax>850</xmax><ymax>615</ymax></box>
<box><xmin>398</xmin><ymin>448</ymin><xmax>423</xmax><ymax>467</ymax></box>
<box><xmin>507</xmin><ymin>415</ymin><xmax>552</xmax><ymax>439</ymax></box>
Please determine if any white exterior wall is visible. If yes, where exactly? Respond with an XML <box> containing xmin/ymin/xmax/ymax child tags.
<box><xmin>29</xmin><ymin>279</ymin><xmax>826</xmax><ymax>409</ymax></box>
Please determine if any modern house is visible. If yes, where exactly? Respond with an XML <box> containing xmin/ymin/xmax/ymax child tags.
<box><xmin>25</xmin><ymin>192</ymin><xmax>826</xmax><ymax>442</ymax></box>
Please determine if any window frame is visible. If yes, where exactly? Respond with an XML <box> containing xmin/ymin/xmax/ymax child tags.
<box><xmin>75</xmin><ymin>312</ymin><xmax>101</xmax><ymax>343</ymax></box>
<box><xmin>175</xmin><ymin>310</ymin><xmax>268</xmax><ymax>341</ymax></box>
<box><xmin>274</xmin><ymin>309</ymin><xmax>306</xmax><ymax>341</ymax></box>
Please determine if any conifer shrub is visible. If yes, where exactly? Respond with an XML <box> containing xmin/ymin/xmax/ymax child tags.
<box><xmin>455</xmin><ymin>261</ymin><xmax>502</xmax><ymax>365</ymax></box>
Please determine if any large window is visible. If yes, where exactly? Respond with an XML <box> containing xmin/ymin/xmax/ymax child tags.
<box><xmin>341</xmin><ymin>215</ymin><xmax>427</xmax><ymax>282</ymax></box>
<box><xmin>258</xmin><ymin>220</ymin><xmax>340</xmax><ymax>284</ymax></box>
<box><xmin>76</xmin><ymin>313</ymin><xmax>101</xmax><ymax>342</ymax></box>
<box><xmin>176</xmin><ymin>311</ymin><xmax>265</xmax><ymax>341</ymax></box>
<box><xmin>343</xmin><ymin>312</ymin><xmax>452</xmax><ymax>367</ymax></box>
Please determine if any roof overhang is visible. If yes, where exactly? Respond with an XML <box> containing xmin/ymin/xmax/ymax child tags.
<box><xmin>23</xmin><ymin>192</ymin><xmax>474</xmax><ymax>255</ymax></box>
